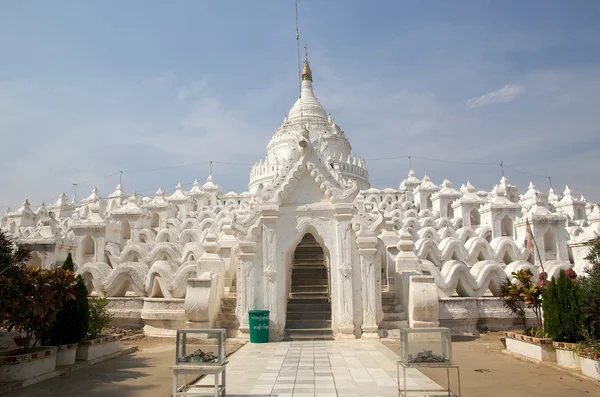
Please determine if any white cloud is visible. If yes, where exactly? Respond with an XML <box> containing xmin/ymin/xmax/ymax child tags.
<box><xmin>466</xmin><ymin>84</ymin><xmax>525</xmax><ymax>109</ymax></box>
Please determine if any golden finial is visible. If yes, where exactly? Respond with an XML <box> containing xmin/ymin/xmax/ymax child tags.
<box><xmin>301</xmin><ymin>44</ymin><xmax>312</xmax><ymax>81</ymax></box>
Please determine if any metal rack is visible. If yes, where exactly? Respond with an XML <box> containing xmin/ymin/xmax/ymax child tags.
<box><xmin>397</xmin><ymin>361</ymin><xmax>461</xmax><ymax>397</ymax></box>
<box><xmin>171</xmin><ymin>329</ymin><xmax>228</xmax><ymax>397</ymax></box>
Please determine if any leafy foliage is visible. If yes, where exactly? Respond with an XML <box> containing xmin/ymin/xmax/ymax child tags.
<box><xmin>0</xmin><ymin>231</ymin><xmax>31</xmax><ymax>327</ymax></box>
<box><xmin>6</xmin><ymin>266</ymin><xmax>78</xmax><ymax>352</ymax></box>
<box><xmin>499</xmin><ymin>269</ymin><xmax>547</xmax><ymax>335</ymax></box>
<box><xmin>88</xmin><ymin>298</ymin><xmax>113</xmax><ymax>339</ymax></box>
<box><xmin>43</xmin><ymin>254</ymin><xmax>90</xmax><ymax>345</ymax></box>
<box><xmin>543</xmin><ymin>269</ymin><xmax>583</xmax><ymax>342</ymax></box>
<box><xmin>575</xmin><ymin>327</ymin><xmax>600</xmax><ymax>360</ymax></box>
<box><xmin>580</xmin><ymin>237</ymin><xmax>600</xmax><ymax>339</ymax></box>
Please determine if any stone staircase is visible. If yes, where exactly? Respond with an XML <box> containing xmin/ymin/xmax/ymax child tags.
<box><xmin>215</xmin><ymin>292</ymin><xmax>239</xmax><ymax>338</ymax></box>
<box><xmin>378</xmin><ymin>291</ymin><xmax>408</xmax><ymax>339</ymax></box>
<box><xmin>284</xmin><ymin>234</ymin><xmax>333</xmax><ymax>340</ymax></box>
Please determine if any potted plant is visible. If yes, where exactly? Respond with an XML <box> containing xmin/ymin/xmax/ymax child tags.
<box><xmin>76</xmin><ymin>298</ymin><xmax>121</xmax><ymax>361</ymax></box>
<box><xmin>42</xmin><ymin>254</ymin><xmax>90</xmax><ymax>366</ymax></box>
<box><xmin>500</xmin><ymin>269</ymin><xmax>555</xmax><ymax>361</ymax></box>
<box><xmin>543</xmin><ymin>269</ymin><xmax>583</xmax><ymax>369</ymax></box>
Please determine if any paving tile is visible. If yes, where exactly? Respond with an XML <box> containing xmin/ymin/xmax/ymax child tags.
<box><xmin>196</xmin><ymin>340</ymin><xmax>442</xmax><ymax>397</ymax></box>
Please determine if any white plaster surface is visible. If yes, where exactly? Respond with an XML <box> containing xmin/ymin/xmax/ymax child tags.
<box><xmin>196</xmin><ymin>340</ymin><xmax>442</xmax><ymax>397</ymax></box>
<box><xmin>580</xmin><ymin>357</ymin><xmax>600</xmax><ymax>381</ymax></box>
<box><xmin>555</xmin><ymin>348</ymin><xmax>580</xmax><ymax>370</ymax></box>
<box><xmin>75</xmin><ymin>340</ymin><xmax>121</xmax><ymax>361</ymax></box>
<box><xmin>55</xmin><ymin>345</ymin><xmax>77</xmax><ymax>367</ymax></box>
<box><xmin>505</xmin><ymin>338</ymin><xmax>556</xmax><ymax>362</ymax></box>
<box><xmin>0</xmin><ymin>354</ymin><xmax>56</xmax><ymax>383</ymax></box>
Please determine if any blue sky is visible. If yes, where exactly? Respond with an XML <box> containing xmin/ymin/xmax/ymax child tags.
<box><xmin>1</xmin><ymin>0</ymin><xmax>599</xmax><ymax>208</ymax></box>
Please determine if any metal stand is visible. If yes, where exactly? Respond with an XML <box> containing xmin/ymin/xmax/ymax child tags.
<box><xmin>171</xmin><ymin>362</ymin><xmax>228</xmax><ymax>397</ymax></box>
<box><xmin>397</xmin><ymin>361</ymin><xmax>461</xmax><ymax>397</ymax></box>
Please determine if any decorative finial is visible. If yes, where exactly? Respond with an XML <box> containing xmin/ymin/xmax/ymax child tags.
<box><xmin>301</xmin><ymin>45</ymin><xmax>312</xmax><ymax>82</ymax></box>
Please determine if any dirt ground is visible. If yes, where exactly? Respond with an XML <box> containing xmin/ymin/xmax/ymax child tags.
<box><xmin>6</xmin><ymin>337</ymin><xmax>245</xmax><ymax>397</ymax></box>
<box><xmin>384</xmin><ymin>331</ymin><xmax>600</xmax><ymax>397</ymax></box>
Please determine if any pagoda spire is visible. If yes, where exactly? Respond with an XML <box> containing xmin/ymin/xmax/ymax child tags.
<box><xmin>301</xmin><ymin>45</ymin><xmax>312</xmax><ymax>82</ymax></box>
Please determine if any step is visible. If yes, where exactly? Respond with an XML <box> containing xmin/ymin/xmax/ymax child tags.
<box><xmin>215</xmin><ymin>321</ymin><xmax>239</xmax><ymax>331</ymax></box>
<box><xmin>291</xmin><ymin>281</ymin><xmax>328</xmax><ymax>288</ymax></box>
<box><xmin>217</xmin><ymin>312</ymin><xmax>238</xmax><ymax>322</ymax></box>
<box><xmin>283</xmin><ymin>328</ymin><xmax>334</xmax><ymax>340</ymax></box>
<box><xmin>291</xmin><ymin>274</ymin><xmax>327</xmax><ymax>280</ymax></box>
<box><xmin>285</xmin><ymin>319</ymin><xmax>332</xmax><ymax>329</ymax></box>
<box><xmin>379</xmin><ymin>320</ymin><xmax>408</xmax><ymax>329</ymax></box>
<box><xmin>379</xmin><ymin>328</ymin><xmax>402</xmax><ymax>339</ymax></box>
<box><xmin>293</xmin><ymin>257</ymin><xmax>325</xmax><ymax>262</ymax></box>
<box><xmin>287</xmin><ymin>302</ymin><xmax>331</xmax><ymax>311</ymax></box>
<box><xmin>286</xmin><ymin>311</ymin><xmax>331</xmax><ymax>320</ymax></box>
<box><xmin>290</xmin><ymin>285</ymin><xmax>329</xmax><ymax>293</ymax></box>
<box><xmin>383</xmin><ymin>312</ymin><xmax>406</xmax><ymax>321</ymax></box>
<box><xmin>291</xmin><ymin>274</ymin><xmax>327</xmax><ymax>279</ymax></box>
<box><xmin>382</xmin><ymin>304</ymin><xmax>403</xmax><ymax>312</ymax></box>
<box><xmin>290</xmin><ymin>292</ymin><xmax>327</xmax><ymax>302</ymax></box>
<box><xmin>291</xmin><ymin>265</ymin><xmax>327</xmax><ymax>271</ymax></box>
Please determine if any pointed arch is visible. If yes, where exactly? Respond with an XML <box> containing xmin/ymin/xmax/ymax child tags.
<box><xmin>121</xmin><ymin>220</ymin><xmax>131</xmax><ymax>241</ymax></box>
<box><xmin>151</xmin><ymin>212</ymin><xmax>160</xmax><ymax>228</ymax></box>
<box><xmin>470</xmin><ymin>208</ymin><xmax>480</xmax><ymax>227</ymax></box>
<box><xmin>81</xmin><ymin>235</ymin><xmax>96</xmax><ymax>263</ymax></box>
<box><xmin>500</xmin><ymin>216</ymin><xmax>513</xmax><ymax>237</ymax></box>
<box><xmin>544</xmin><ymin>230</ymin><xmax>557</xmax><ymax>260</ymax></box>
<box><xmin>446</xmin><ymin>203</ymin><xmax>454</xmax><ymax>219</ymax></box>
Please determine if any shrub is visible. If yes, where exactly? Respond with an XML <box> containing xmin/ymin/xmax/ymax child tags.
<box><xmin>580</xmin><ymin>237</ymin><xmax>600</xmax><ymax>339</ymax></box>
<box><xmin>6</xmin><ymin>266</ymin><xmax>78</xmax><ymax>352</ymax></box>
<box><xmin>43</xmin><ymin>254</ymin><xmax>90</xmax><ymax>345</ymax></box>
<box><xmin>543</xmin><ymin>269</ymin><xmax>583</xmax><ymax>343</ymax></box>
<box><xmin>88</xmin><ymin>297</ymin><xmax>113</xmax><ymax>339</ymax></box>
<box><xmin>575</xmin><ymin>327</ymin><xmax>600</xmax><ymax>360</ymax></box>
<box><xmin>499</xmin><ymin>269</ymin><xmax>547</xmax><ymax>335</ymax></box>
<box><xmin>0</xmin><ymin>231</ymin><xmax>31</xmax><ymax>327</ymax></box>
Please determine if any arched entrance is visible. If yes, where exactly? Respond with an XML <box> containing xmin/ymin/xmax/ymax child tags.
<box><xmin>284</xmin><ymin>233</ymin><xmax>332</xmax><ymax>340</ymax></box>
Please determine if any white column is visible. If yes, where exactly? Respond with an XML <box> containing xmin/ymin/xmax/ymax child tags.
<box><xmin>358</xmin><ymin>235</ymin><xmax>380</xmax><ymax>339</ymax></box>
<box><xmin>260</xmin><ymin>207</ymin><xmax>280</xmax><ymax>338</ymax></box>
<box><xmin>235</xmin><ymin>240</ymin><xmax>256</xmax><ymax>340</ymax></box>
<box><xmin>334</xmin><ymin>205</ymin><xmax>356</xmax><ymax>339</ymax></box>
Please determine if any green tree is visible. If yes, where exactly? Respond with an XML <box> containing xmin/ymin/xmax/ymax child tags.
<box><xmin>43</xmin><ymin>253</ymin><xmax>90</xmax><ymax>345</ymax></box>
<box><xmin>0</xmin><ymin>231</ymin><xmax>31</xmax><ymax>328</ymax></box>
<box><xmin>580</xmin><ymin>238</ymin><xmax>600</xmax><ymax>339</ymax></box>
<box><xmin>543</xmin><ymin>269</ymin><xmax>583</xmax><ymax>342</ymax></box>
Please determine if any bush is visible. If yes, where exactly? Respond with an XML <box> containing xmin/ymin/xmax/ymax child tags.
<box><xmin>88</xmin><ymin>297</ymin><xmax>113</xmax><ymax>339</ymax></box>
<box><xmin>499</xmin><ymin>268</ymin><xmax>547</xmax><ymax>335</ymax></box>
<box><xmin>6</xmin><ymin>266</ymin><xmax>78</xmax><ymax>352</ymax></box>
<box><xmin>543</xmin><ymin>269</ymin><xmax>583</xmax><ymax>342</ymax></box>
<box><xmin>43</xmin><ymin>254</ymin><xmax>90</xmax><ymax>345</ymax></box>
<box><xmin>0</xmin><ymin>231</ymin><xmax>31</xmax><ymax>327</ymax></box>
<box><xmin>580</xmin><ymin>238</ymin><xmax>600</xmax><ymax>339</ymax></box>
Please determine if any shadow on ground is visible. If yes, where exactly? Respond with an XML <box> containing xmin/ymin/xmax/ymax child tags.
<box><xmin>9</xmin><ymin>346</ymin><xmax>173</xmax><ymax>397</ymax></box>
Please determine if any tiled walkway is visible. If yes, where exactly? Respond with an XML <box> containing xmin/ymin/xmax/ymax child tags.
<box><xmin>198</xmin><ymin>340</ymin><xmax>443</xmax><ymax>397</ymax></box>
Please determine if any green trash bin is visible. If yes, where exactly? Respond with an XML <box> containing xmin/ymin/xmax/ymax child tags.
<box><xmin>248</xmin><ymin>309</ymin><xmax>270</xmax><ymax>343</ymax></box>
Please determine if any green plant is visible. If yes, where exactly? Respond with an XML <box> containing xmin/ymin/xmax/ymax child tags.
<box><xmin>6</xmin><ymin>266</ymin><xmax>77</xmax><ymax>352</ymax></box>
<box><xmin>0</xmin><ymin>231</ymin><xmax>31</xmax><ymax>327</ymax></box>
<box><xmin>575</xmin><ymin>327</ymin><xmax>600</xmax><ymax>360</ymax></box>
<box><xmin>499</xmin><ymin>269</ymin><xmax>547</xmax><ymax>335</ymax></box>
<box><xmin>580</xmin><ymin>237</ymin><xmax>600</xmax><ymax>339</ymax></box>
<box><xmin>87</xmin><ymin>297</ymin><xmax>113</xmax><ymax>339</ymax></box>
<box><xmin>43</xmin><ymin>254</ymin><xmax>90</xmax><ymax>346</ymax></box>
<box><xmin>543</xmin><ymin>269</ymin><xmax>583</xmax><ymax>342</ymax></box>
